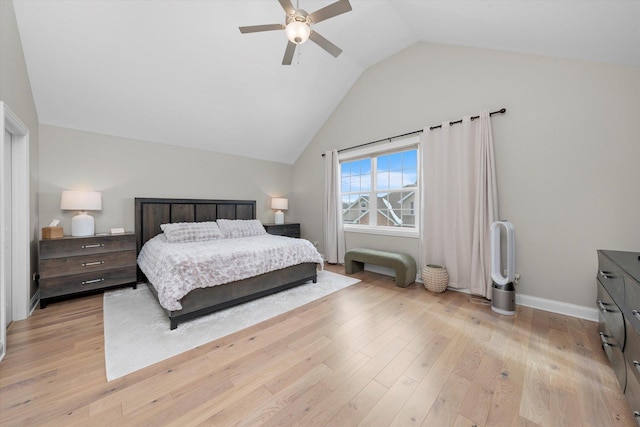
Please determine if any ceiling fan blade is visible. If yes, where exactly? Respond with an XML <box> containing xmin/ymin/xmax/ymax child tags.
<box><xmin>282</xmin><ymin>41</ymin><xmax>296</xmax><ymax>65</ymax></box>
<box><xmin>309</xmin><ymin>31</ymin><xmax>342</xmax><ymax>57</ymax></box>
<box><xmin>239</xmin><ymin>23</ymin><xmax>285</xmax><ymax>34</ymax></box>
<box><xmin>309</xmin><ymin>0</ymin><xmax>352</xmax><ymax>24</ymax></box>
<box><xmin>278</xmin><ymin>0</ymin><xmax>296</xmax><ymax>15</ymax></box>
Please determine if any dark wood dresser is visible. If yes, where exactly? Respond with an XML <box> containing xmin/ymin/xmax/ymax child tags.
<box><xmin>263</xmin><ymin>223</ymin><xmax>301</xmax><ymax>238</ymax></box>
<box><xmin>39</xmin><ymin>233</ymin><xmax>137</xmax><ymax>308</ymax></box>
<box><xmin>597</xmin><ymin>250</ymin><xmax>640</xmax><ymax>421</ymax></box>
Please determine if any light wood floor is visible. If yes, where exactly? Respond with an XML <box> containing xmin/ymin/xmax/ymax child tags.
<box><xmin>0</xmin><ymin>264</ymin><xmax>633</xmax><ymax>426</ymax></box>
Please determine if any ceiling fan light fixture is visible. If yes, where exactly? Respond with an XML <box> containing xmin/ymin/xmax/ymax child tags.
<box><xmin>285</xmin><ymin>19</ymin><xmax>310</xmax><ymax>44</ymax></box>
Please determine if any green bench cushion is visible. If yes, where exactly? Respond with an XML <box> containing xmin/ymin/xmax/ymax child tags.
<box><xmin>345</xmin><ymin>248</ymin><xmax>416</xmax><ymax>288</ymax></box>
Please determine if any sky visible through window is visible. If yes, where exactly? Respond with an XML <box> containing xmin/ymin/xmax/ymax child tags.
<box><xmin>341</xmin><ymin>150</ymin><xmax>417</xmax><ymax>198</ymax></box>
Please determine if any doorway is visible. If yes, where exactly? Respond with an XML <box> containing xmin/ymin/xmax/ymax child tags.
<box><xmin>0</xmin><ymin>102</ymin><xmax>30</xmax><ymax>361</ymax></box>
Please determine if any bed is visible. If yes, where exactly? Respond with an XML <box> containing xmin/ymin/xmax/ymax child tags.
<box><xmin>135</xmin><ymin>197</ymin><xmax>322</xmax><ymax>329</ymax></box>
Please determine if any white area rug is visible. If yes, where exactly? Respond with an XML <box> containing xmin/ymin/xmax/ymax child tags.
<box><xmin>103</xmin><ymin>270</ymin><xmax>359</xmax><ymax>381</ymax></box>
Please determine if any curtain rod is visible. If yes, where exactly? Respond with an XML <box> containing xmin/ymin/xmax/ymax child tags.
<box><xmin>321</xmin><ymin>108</ymin><xmax>506</xmax><ymax>157</ymax></box>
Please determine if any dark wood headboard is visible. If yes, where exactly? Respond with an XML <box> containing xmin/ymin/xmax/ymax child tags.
<box><xmin>134</xmin><ymin>197</ymin><xmax>256</xmax><ymax>255</ymax></box>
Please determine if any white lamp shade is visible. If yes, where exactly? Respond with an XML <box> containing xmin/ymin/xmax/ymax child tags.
<box><xmin>271</xmin><ymin>198</ymin><xmax>288</xmax><ymax>210</ymax></box>
<box><xmin>285</xmin><ymin>20</ymin><xmax>310</xmax><ymax>44</ymax></box>
<box><xmin>60</xmin><ymin>191</ymin><xmax>102</xmax><ymax>211</ymax></box>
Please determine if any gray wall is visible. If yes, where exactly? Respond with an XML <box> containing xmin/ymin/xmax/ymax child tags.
<box><xmin>0</xmin><ymin>0</ymin><xmax>40</xmax><ymax>298</ymax></box>
<box><xmin>291</xmin><ymin>41</ymin><xmax>640</xmax><ymax>308</ymax></box>
<box><xmin>39</xmin><ymin>125</ymin><xmax>293</xmax><ymax>235</ymax></box>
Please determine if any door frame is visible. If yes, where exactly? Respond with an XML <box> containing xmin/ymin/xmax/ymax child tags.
<box><xmin>0</xmin><ymin>102</ymin><xmax>30</xmax><ymax>361</ymax></box>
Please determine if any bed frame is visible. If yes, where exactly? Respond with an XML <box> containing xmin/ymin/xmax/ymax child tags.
<box><xmin>135</xmin><ymin>197</ymin><xmax>318</xmax><ymax>329</ymax></box>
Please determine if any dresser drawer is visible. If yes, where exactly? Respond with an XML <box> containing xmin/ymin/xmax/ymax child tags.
<box><xmin>39</xmin><ymin>250</ymin><xmax>136</xmax><ymax>279</ymax></box>
<box><xmin>598</xmin><ymin>281</ymin><xmax>626</xmax><ymax>349</ymax></box>
<box><xmin>40</xmin><ymin>234</ymin><xmax>135</xmax><ymax>259</ymax></box>
<box><xmin>625</xmin><ymin>360</ymin><xmax>640</xmax><ymax>424</ymax></box>
<box><xmin>625</xmin><ymin>318</ymin><xmax>640</xmax><ymax>383</ymax></box>
<box><xmin>39</xmin><ymin>266</ymin><xmax>137</xmax><ymax>298</ymax></box>
<box><xmin>598</xmin><ymin>251</ymin><xmax>626</xmax><ymax>304</ymax></box>
<box><xmin>626</xmin><ymin>274</ymin><xmax>640</xmax><ymax>333</ymax></box>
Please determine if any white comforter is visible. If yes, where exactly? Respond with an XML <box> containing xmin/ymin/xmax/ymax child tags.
<box><xmin>137</xmin><ymin>234</ymin><xmax>324</xmax><ymax>311</ymax></box>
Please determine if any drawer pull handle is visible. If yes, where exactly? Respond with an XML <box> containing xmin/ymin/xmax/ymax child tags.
<box><xmin>634</xmin><ymin>411</ymin><xmax>640</xmax><ymax>422</ymax></box>
<box><xmin>82</xmin><ymin>261</ymin><xmax>104</xmax><ymax>267</ymax></box>
<box><xmin>597</xmin><ymin>301</ymin><xmax>611</xmax><ymax>312</ymax></box>
<box><xmin>82</xmin><ymin>244</ymin><xmax>105</xmax><ymax>249</ymax></box>
<box><xmin>634</xmin><ymin>361</ymin><xmax>640</xmax><ymax>374</ymax></box>
<box><xmin>81</xmin><ymin>278</ymin><xmax>104</xmax><ymax>285</ymax></box>
<box><xmin>634</xmin><ymin>310</ymin><xmax>640</xmax><ymax>321</ymax></box>
<box><xmin>599</xmin><ymin>332</ymin><xmax>614</xmax><ymax>348</ymax></box>
<box><xmin>599</xmin><ymin>270</ymin><xmax>613</xmax><ymax>279</ymax></box>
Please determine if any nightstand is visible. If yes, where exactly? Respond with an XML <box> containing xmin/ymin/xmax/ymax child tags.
<box><xmin>263</xmin><ymin>223</ymin><xmax>301</xmax><ymax>238</ymax></box>
<box><xmin>38</xmin><ymin>233</ymin><xmax>137</xmax><ymax>308</ymax></box>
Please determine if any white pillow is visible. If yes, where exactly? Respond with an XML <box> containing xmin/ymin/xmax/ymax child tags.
<box><xmin>217</xmin><ymin>219</ymin><xmax>266</xmax><ymax>238</ymax></box>
<box><xmin>160</xmin><ymin>221</ymin><xmax>223</xmax><ymax>243</ymax></box>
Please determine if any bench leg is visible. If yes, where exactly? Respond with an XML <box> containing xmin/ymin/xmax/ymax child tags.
<box><xmin>345</xmin><ymin>259</ymin><xmax>364</xmax><ymax>274</ymax></box>
<box><xmin>394</xmin><ymin>268</ymin><xmax>409</xmax><ymax>288</ymax></box>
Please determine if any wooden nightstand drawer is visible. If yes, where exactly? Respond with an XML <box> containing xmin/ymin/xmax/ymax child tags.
<box><xmin>39</xmin><ymin>250</ymin><xmax>136</xmax><ymax>279</ymax></box>
<box><xmin>40</xmin><ymin>233</ymin><xmax>135</xmax><ymax>259</ymax></box>
<box><xmin>263</xmin><ymin>223</ymin><xmax>301</xmax><ymax>238</ymax></box>
<box><xmin>39</xmin><ymin>266</ymin><xmax>137</xmax><ymax>298</ymax></box>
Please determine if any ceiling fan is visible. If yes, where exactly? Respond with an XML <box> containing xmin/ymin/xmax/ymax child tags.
<box><xmin>239</xmin><ymin>0</ymin><xmax>352</xmax><ymax>65</ymax></box>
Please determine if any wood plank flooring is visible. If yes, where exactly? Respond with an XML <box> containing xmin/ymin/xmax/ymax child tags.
<box><xmin>0</xmin><ymin>264</ymin><xmax>633</xmax><ymax>426</ymax></box>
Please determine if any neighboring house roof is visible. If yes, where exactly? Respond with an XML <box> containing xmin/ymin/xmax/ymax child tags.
<box><xmin>343</xmin><ymin>188</ymin><xmax>416</xmax><ymax>227</ymax></box>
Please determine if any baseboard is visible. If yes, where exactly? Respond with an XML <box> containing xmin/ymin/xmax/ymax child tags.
<box><xmin>515</xmin><ymin>293</ymin><xmax>598</xmax><ymax>322</ymax></box>
<box><xmin>363</xmin><ymin>264</ymin><xmax>598</xmax><ymax>322</ymax></box>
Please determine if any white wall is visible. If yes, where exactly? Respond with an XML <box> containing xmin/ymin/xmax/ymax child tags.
<box><xmin>0</xmin><ymin>0</ymin><xmax>40</xmax><ymax>300</ymax></box>
<box><xmin>291</xmin><ymin>41</ymin><xmax>640</xmax><ymax>309</ymax></box>
<box><xmin>39</xmin><ymin>125</ymin><xmax>293</xmax><ymax>234</ymax></box>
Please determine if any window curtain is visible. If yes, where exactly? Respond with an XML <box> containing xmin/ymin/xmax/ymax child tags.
<box><xmin>419</xmin><ymin>109</ymin><xmax>498</xmax><ymax>298</ymax></box>
<box><xmin>324</xmin><ymin>149</ymin><xmax>345</xmax><ymax>264</ymax></box>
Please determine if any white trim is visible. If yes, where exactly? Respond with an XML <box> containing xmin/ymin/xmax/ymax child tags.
<box><xmin>515</xmin><ymin>293</ymin><xmax>598</xmax><ymax>322</ymax></box>
<box><xmin>366</xmin><ymin>266</ymin><xmax>598</xmax><ymax>322</ymax></box>
<box><xmin>344</xmin><ymin>225</ymin><xmax>418</xmax><ymax>238</ymax></box>
<box><xmin>0</xmin><ymin>102</ymin><xmax>31</xmax><ymax>362</ymax></box>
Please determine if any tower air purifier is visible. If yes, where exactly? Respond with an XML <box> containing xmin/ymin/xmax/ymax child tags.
<box><xmin>490</xmin><ymin>220</ymin><xmax>516</xmax><ymax>315</ymax></box>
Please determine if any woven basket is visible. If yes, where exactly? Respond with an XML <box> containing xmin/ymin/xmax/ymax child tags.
<box><xmin>422</xmin><ymin>264</ymin><xmax>449</xmax><ymax>293</ymax></box>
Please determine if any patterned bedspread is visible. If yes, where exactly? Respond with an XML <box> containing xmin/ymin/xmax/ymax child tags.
<box><xmin>137</xmin><ymin>234</ymin><xmax>324</xmax><ymax>311</ymax></box>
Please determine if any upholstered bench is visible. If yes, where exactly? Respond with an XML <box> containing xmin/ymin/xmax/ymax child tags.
<box><xmin>344</xmin><ymin>248</ymin><xmax>417</xmax><ymax>288</ymax></box>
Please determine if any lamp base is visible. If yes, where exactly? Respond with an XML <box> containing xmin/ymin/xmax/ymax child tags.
<box><xmin>71</xmin><ymin>212</ymin><xmax>95</xmax><ymax>237</ymax></box>
<box><xmin>274</xmin><ymin>210</ymin><xmax>284</xmax><ymax>225</ymax></box>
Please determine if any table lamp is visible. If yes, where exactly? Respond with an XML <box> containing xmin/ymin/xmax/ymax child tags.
<box><xmin>60</xmin><ymin>190</ymin><xmax>102</xmax><ymax>236</ymax></box>
<box><xmin>271</xmin><ymin>198</ymin><xmax>288</xmax><ymax>225</ymax></box>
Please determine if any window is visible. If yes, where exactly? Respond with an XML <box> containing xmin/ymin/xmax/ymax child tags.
<box><xmin>341</xmin><ymin>146</ymin><xmax>418</xmax><ymax>235</ymax></box>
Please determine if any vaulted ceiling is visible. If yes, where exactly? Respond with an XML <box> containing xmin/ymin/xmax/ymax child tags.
<box><xmin>13</xmin><ymin>0</ymin><xmax>640</xmax><ymax>164</ymax></box>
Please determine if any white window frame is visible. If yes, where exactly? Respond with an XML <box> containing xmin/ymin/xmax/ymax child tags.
<box><xmin>339</xmin><ymin>134</ymin><xmax>420</xmax><ymax>238</ymax></box>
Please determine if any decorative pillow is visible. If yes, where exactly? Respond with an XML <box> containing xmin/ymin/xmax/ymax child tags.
<box><xmin>217</xmin><ymin>219</ymin><xmax>266</xmax><ymax>238</ymax></box>
<box><xmin>160</xmin><ymin>221</ymin><xmax>223</xmax><ymax>243</ymax></box>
